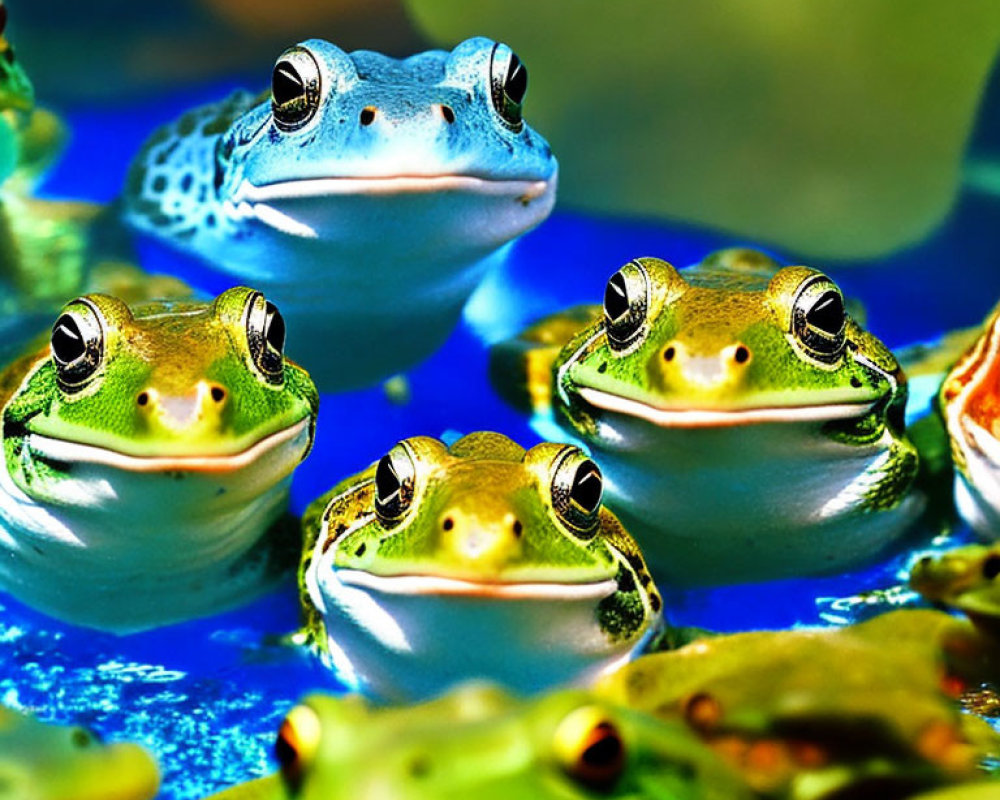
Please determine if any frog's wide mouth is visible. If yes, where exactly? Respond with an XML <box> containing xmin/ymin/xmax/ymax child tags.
<box><xmin>232</xmin><ymin>174</ymin><xmax>554</xmax><ymax>203</ymax></box>
<box><xmin>22</xmin><ymin>417</ymin><xmax>311</xmax><ymax>474</ymax></box>
<box><xmin>575</xmin><ymin>386</ymin><xmax>878</xmax><ymax>429</ymax></box>
<box><xmin>334</xmin><ymin>568</ymin><xmax>619</xmax><ymax>600</ymax></box>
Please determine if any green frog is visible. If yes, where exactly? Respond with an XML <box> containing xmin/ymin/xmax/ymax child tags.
<box><xmin>936</xmin><ymin>299</ymin><xmax>1000</xmax><ymax>538</ymax></box>
<box><xmin>0</xmin><ymin>287</ymin><xmax>318</xmax><ymax>632</ymax></box>
<box><xmin>0</xmin><ymin>704</ymin><xmax>159</xmax><ymax>800</ymax></box>
<box><xmin>298</xmin><ymin>431</ymin><xmax>661</xmax><ymax>701</ymax></box>
<box><xmin>122</xmin><ymin>37</ymin><xmax>557</xmax><ymax>390</ymax></box>
<box><xmin>491</xmin><ymin>248</ymin><xmax>921</xmax><ymax>584</ymax></box>
<box><xmin>205</xmin><ymin>683</ymin><xmax>753</xmax><ymax>800</ymax></box>
<box><xmin>596</xmin><ymin>622</ymin><xmax>1000</xmax><ymax>798</ymax></box>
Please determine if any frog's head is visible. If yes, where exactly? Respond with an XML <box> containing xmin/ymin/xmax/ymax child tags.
<box><xmin>911</xmin><ymin>544</ymin><xmax>1000</xmax><ymax>637</ymax></box>
<box><xmin>0</xmin><ymin>2</ymin><xmax>33</xmax><ymax>113</ymax></box>
<box><xmin>0</xmin><ymin>707</ymin><xmax>159</xmax><ymax>800</ymax></box>
<box><xmin>213</xmin><ymin>685</ymin><xmax>748</xmax><ymax>800</ymax></box>
<box><xmin>3</xmin><ymin>286</ymin><xmax>318</xmax><ymax>501</ymax></box>
<box><xmin>559</xmin><ymin>257</ymin><xmax>905</xmax><ymax>432</ymax></box>
<box><xmin>219</xmin><ymin>37</ymin><xmax>557</xmax><ymax>234</ymax></box>
<box><xmin>939</xmin><ymin>301</ymin><xmax>1000</xmax><ymax>536</ymax></box>
<box><xmin>321</xmin><ymin>432</ymin><xmax>649</xmax><ymax>590</ymax></box>
<box><xmin>304</xmin><ymin>432</ymin><xmax>660</xmax><ymax>698</ymax></box>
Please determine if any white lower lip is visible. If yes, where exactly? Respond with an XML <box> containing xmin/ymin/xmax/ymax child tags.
<box><xmin>233</xmin><ymin>175</ymin><xmax>553</xmax><ymax>202</ymax></box>
<box><xmin>335</xmin><ymin>569</ymin><xmax>618</xmax><ymax>601</ymax></box>
<box><xmin>24</xmin><ymin>417</ymin><xmax>311</xmax><ymax>473</ymax></box>
<box><xmin>577</xmin><ymin>387</ymin><xmax>876</xmax><ymax>428</ymax></box>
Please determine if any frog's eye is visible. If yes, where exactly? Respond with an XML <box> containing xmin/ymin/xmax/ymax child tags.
<box><xmin>51</xmin><ymin>300</ymin><xmax>105</xmax><ymax>393</ymax></box>
<box><xmin>790</xmin><ymin>275</ymin><xmax>847</xmax><ymax>364</ymax></box>
<box><xmin>490</xmin><ymin>43</ymin><xmax>527</xmax><ymax>130</ymax></box>
<box><xmin>276</xmin><ymin>704</ymin><xmax>321</xmax><ymax>792</ymax></box>
<box><xmin>271</xmin><ymin>46</ymin><xmax>322</xmax><ymax>132</ymax></box>
<box><xmin>603</xmin><ymin>261</ymin><xmax>650</xmax><ymax>354</ymax></box>
<box><xmin>245</xmin><ymin>293</ymin><xmax>286</xmax><ymax>385</ymax></box>
<box><xmin>982</xmin><ymin>554</ymin><xmax>1000</xmax><ymax>580</ymax></box>
<box><xmin>554</xmin><ymin>706</ymin><xmax>627</xmax><ymax>791</ymax></box>
<box><xmin>374</xmin><ymin>443</ymin><xmax>417</xmax><ymax>525</ymax></box>
<box><xmin>551</xmin><ymin>447</ymin><xmax>604</xmax><ymax>537</ymax></box>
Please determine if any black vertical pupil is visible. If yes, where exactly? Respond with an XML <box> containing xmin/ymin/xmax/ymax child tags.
<box><xmin>0</xmin><ymin>6</ymin><xmax>8</xmax><ymax>35</ymax></box>
<box><xmin>264</xmin><ymin>302</ymin><xmax>286</xmax><ymax>353</ymax></box>
<box><xmin>806</xmin><ymin>290</ymin><xmax>845</xmax><ymax>336</ymax></box>
<box><xmin>375</xmin><ymin>456</ymin><xmax>401</xmax><ymax>502</ymax></box>
<box><xmin>570</xmin><ymin>460</ymin><xmax>603</xmax><ymax>513</ymax></box>
<box><xmin>51</xmin><ymin>315</ymin><xmax>86</xmax><ymax>363</ymax></box>
<box><xmin>272</xmin><ymin>62</ymin><xmax>305</xmax><ymax>105</ymax></box>
<box><xmin>504</xmin><ymin>54</ymin><xmax>527</xmax><ymax>104</ymax></box>
<box><xmin>604</xmin><ymin>273</ymin><xmax>630</xmax><ymax>322</ymax></box>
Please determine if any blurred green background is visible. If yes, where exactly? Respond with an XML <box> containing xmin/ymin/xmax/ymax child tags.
<box><xmin>13</xmin><ymin>0</ymin><xmax>1000</xmax><ymax>260</ymax></box>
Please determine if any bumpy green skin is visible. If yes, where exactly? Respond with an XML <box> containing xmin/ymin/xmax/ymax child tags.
<box><xmin>299</xmin><ymin>432</ymin><xmax>660</xmax><ymax>653</ymax></box>
<box><xmin>1</xmin><ymin>288</ymin><xmax>318</xmax><ymax>492</ymax></box>
<box><xmin>597</xmin><ymin>623</ymin><xmax>1000</xmax><ymax>798</ymax></box>
<box><xmin>0</xmin><ymin>705</ymin><xmax>159</xmax><ymax>800</ymax></box>
<box><xmin>205</xmin><ymin>685</ymin><xmax>753</xmax><ymax>800</ymax></box>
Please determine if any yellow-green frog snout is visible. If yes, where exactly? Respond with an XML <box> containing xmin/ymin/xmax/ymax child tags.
<box><xmin>437</xmin><ymin>502</ymin><xmax>526</xmax><ymax>571</ymax></box>
<box><xmin>134</xmin><ymin>380</ymin><xmax>230</xmax><ymax>437</ymax></box>
<box><xmin>654</xmin><ymin>338</ymin><xmax>753</xmax><ymax>394</ymax></box>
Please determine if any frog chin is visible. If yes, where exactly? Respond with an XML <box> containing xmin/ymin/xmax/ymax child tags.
<box><xmin>574</xmin><ymin>386</ymin><xmax>877</xmax><ymax>429</ymax></box>
<box><xmin>310</xmin><ymin>565</ymin><xmax>644</xmax><ymax>702</ymax></box>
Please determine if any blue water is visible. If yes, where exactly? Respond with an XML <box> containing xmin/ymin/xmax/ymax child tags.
<box><xmin>2</xmin><ymin>78</ymin><xmax>999</xmax><ymax>799</ymax></box>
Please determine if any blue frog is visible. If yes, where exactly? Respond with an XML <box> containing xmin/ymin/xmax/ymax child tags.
<box><xmin>123</xmin><ymin>37</ymin><xmax>558</xmax><ymax>389</ymax></box>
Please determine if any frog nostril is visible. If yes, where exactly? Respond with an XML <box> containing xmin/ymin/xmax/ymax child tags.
<box><xmin>512</xmin><ymin>519</ymin><xmax>523</xmax><ymax>538</ymax></box>
<box><xmin>442</xmin><ymin>516</ymin><xmax>455</xmax><ymax>532</ymax></box>
<box><xmin>359</xmin><ymin>106</ymin><xmax>377</xmax><ymax>126</ymax></box>
<box><xmin>733</xmin><ymin>345</ymin><xmax>751</xmax><ymax>365</ymax></box>
<box><xmin>136</xmin><ymin>391</ymin><xmax>150</xmax><ymax>407</ymax></box>
<box><xmin>663</xmin><ymin>346</ymin><xmax>676</xmax><ymax>362</ymax></box>
<box><xmin>210</xmin><ymin>385</ymin><xmax>226</xmax><ymax>404</ymax></box>
<box><xmin>439</xmin><ymin>104</ymin><xmax>455</xmax><ymax>124</ymax></box>
<box><xmin>850</xmin><ymin>376</ymin><xmax>863</xmax><ymax>388</ymax></box>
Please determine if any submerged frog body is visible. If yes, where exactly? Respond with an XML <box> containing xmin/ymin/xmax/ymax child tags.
<box><xmin>207</xmin><ymin>684</ymin><xmax>752</xmax><ymax>800</ymax></box>
<box><xmin>0</xmin><ymin>288</ymin><xmax>318</xmax><ymax>632</ymax></box>
<box><xmin>123</xmin><ymin>37</ymin><xmax>557</xmax><ymax>389</ymax></box>
<box><xmin>0</xmin><ymin>704</ymin><xmax>159</xmax><ymax>800</ymax></box>
<box><xmin>597</xmin><ymin>623</ymin><xmax>999</xmax><ymax>799</ymax></box>
<box><xmin>939</xmin><ymin>300</ymin><xmax>1000</xmax><ymax>538</ymax></box>
<box><xmin>492</xmin><ymin>249</ymin><xmax>921</xmax><ymax>584</ymax></box>
<box><xmin>299</xmin><ymin>431</ymin><xmax>661</xmax><ymax>701</ymax></box>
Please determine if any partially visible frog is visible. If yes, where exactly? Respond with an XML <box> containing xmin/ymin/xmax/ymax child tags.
<box><xmin>0</xmin><ymin>1</ymin><xmax>33</xmax><ymax>117</ymax></box>
<box><xmin>206</xmin><ymin>683</ymin><xmax>753</xmax><ymax>800</ymax></box>
<box><xmin>491</xmin><ymin>248</ymin><xmax>922</xmax><ymax>584</ymax></box>
<box><xmin>0</xmin><ymin>704</ymin><xmax>159</xmax><ymax>800</ymax></box>
<box><xmin>0</xmin><ymin>287</ymin><xmax>318</xmax><ymax>632</ymax></box>
<box><xmin>938</xmin><ymin>299</ymin><xmax>1000</xmax><ymax>538</ymax></box>
<box><xmin>596</xmin><ymin>623</ymin><xmax>999</xmax><ymax>798</ymax></box>
<box><xmin>298</xmin><ymin>431</ymin><xmax>661</xmax><ymax>701</ymax></box>
<box><xmin>906</xmin><ymin>543</ymin><xmax>1000</xmax><ymax>690</ymax></box>
<box><xmin>123</xmin><ymin>37</ymin><xmax>558</xmax><ymax>389</ymax></box>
